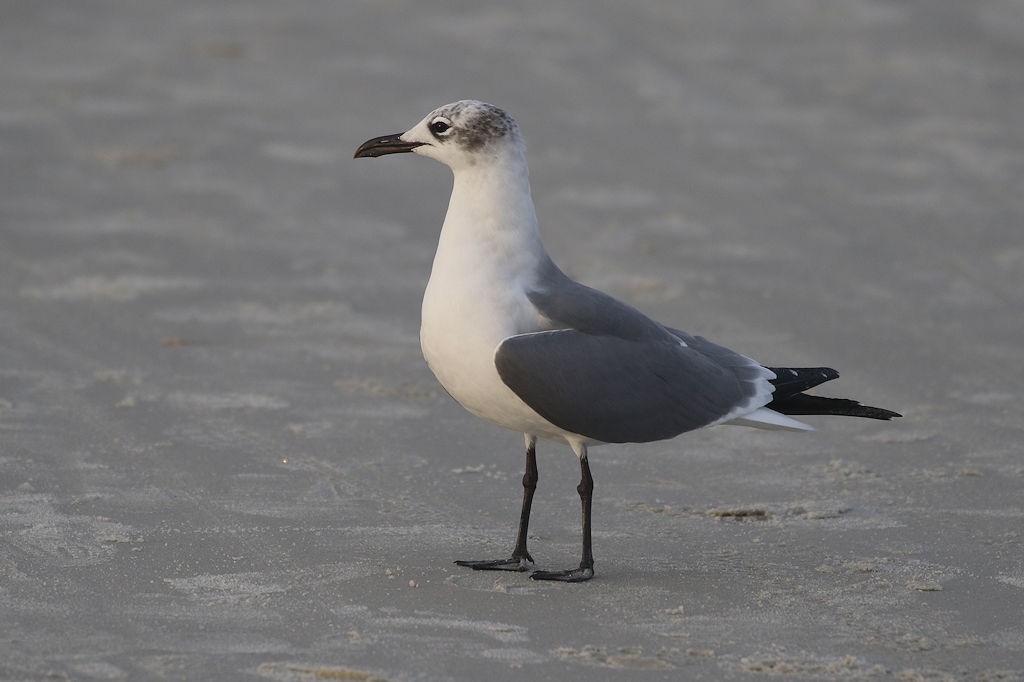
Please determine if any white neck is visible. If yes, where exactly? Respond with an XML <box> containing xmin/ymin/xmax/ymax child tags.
<box><xmin>420</xmin><ymin>149</ymin><xmax>553</xmax><ymax>357</ymax></box>
<box><xmin>432</xmin><ymin>153</ymin><xmax>549</xmax><ymax>287</ymax></box>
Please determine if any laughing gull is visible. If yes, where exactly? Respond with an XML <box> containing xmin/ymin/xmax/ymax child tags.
<box><xmin>354</xmin><ymin>100</ymin><xmax>900</xmax><ymax>582</ymax></box>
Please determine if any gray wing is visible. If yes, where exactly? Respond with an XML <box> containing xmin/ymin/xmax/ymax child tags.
<box><xmin>666</xmin><ymin>328</ymin><xmax>776</xmax><ymax>386</ymax></box>
<box><xmin>527</xmin><ymin>260</ymin><xmax>674</xmax><ymax>341</ymax></box>
<box><xmin>504</xmin><ymin>262</ymin><xmax>776</xmax><ymax>442</ymax></box>
<box><xmin>494</xmin><ymin>330</ymin><xmax>754</xmax><ymax>443</ymax></box>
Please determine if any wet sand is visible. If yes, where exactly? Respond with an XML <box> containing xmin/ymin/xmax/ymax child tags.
<box><xmin>2</xmin><ymin>1</ymin><xmax>1023</xmax><ymax>679</ymax></box>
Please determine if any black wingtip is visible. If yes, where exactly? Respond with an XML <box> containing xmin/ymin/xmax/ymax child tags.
<box><xmin>766</xmin><ymin>367</ymin><xmax>840</xmax><ymax>397</ymax></box>
<box><xmin>764</xmin><ymin>366</ymin><xmax>900</xmax><ymax>421</ymax></box>
<box><xmin>859</xmin><ymin>406</ymin><xmax>902</xmax><ymax>420</ymax></box>
<box><xmin>768</xmin><ymin>394</ymin><xmax>901</xmax><ymax>420</ymax></box>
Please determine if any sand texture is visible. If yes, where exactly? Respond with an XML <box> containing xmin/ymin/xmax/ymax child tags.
<box><xmin>2</xmin><ymin>1</ymin><xmax>1023</xmax><ymax>680</ymax></box>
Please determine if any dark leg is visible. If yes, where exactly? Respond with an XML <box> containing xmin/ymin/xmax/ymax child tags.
<box><xmin>531</xmin><ymin>446</ymin><xmax>595</xmax><ymax>582</ymax></box>
<box><xmin>455</xmin><ymin>436</ymin><xmax>538</xmax><ymax>572</ymax></box>
<box><xmin>511</xmin><ymin>438</ymin><xmax>539</xmax><ymax>560</ymax></box>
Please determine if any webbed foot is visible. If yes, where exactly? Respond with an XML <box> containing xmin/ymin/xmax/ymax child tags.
<box><xmin>454</xmin><ymin>555</ymin><xmax>534</xmax><ymax>572</ymax></box>
<box><xmin>530</xmin><ymin>565</ymin><xmax>594</xmax><ymax>582</ymax></box>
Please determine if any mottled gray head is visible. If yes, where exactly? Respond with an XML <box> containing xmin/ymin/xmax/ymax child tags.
<box><xmin>354</xmin><ymin>100</ymin><xmax>523</xmax><ymax>169</ymax></box>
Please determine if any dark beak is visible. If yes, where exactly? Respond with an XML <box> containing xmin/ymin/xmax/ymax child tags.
<box><xmin>353</xmin><ymin>134</ymin><xmax>425</xmax><ymax>159</ymax></box>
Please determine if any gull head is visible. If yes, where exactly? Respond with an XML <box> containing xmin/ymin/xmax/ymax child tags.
<box><xmin>354</xmin><ymin>100</ymin><xmax>523</xmax><ymax>170</ymax></box>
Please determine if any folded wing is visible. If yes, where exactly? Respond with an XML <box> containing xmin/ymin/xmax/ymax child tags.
<box><xmin>495</xmin><ymin>330</ymin><xmax>769</xmax><ymax>443</ymax></box>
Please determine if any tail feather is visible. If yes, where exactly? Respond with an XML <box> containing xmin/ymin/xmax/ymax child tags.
<box><xmin>764</xmin><ymin>366</ymin><xmax>901</xmax><ymax>421</ymax></box>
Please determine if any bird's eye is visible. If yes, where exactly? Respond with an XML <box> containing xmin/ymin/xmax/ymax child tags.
<box><xmin>429</xmin><ymin>118</ymin><xmax>452</xmax><ymax>136</ymax></box>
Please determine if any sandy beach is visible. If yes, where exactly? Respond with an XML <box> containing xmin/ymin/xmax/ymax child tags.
<box><xmin>2</xmin><ymin>1</ymin><xmax>1022</xmax><ymax>679</ymax></box>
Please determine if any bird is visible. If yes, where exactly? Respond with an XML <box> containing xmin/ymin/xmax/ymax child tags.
<box><xmin>354</xmin><ymin>100</ymin><xmax>900</xmax><ymax>582</ymax></box>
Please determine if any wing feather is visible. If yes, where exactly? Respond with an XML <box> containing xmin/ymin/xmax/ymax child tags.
<box><xmin>495</xmin><ymin>330</ymin><xmax>755</xmax><ymax>443</ymax></box>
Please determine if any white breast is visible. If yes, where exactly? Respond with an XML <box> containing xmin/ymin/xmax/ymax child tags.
<box><xmin>420</xmin><ymin>240</ymin><xmax>567</xmax><ymax>440</ymax></box>
<box><xmin>418</xmin><ymin>163</ymin><xmax>573</xmax><ymax>441</ymax></box>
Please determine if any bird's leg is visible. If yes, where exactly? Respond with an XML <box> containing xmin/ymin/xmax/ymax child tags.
<box><xmin>531</xmin><ymin>443</ymin><xmax>595</xmax><ymax>582</ymax></box>
<box><xmin>511</xmin><ymin>436</ymin><xmax>539</xmax><ymax>561</ymax></box>
<box><xmin>455</xmin><ymin>435</ymin><xmax>538</xmax><ymax>572</ymax></box>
